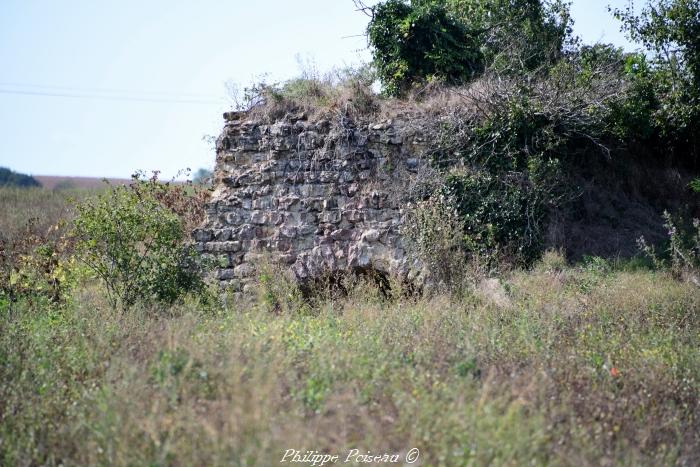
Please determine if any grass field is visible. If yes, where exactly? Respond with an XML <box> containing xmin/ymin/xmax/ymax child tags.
<box><xmin>1</xmin><ymin>187</ymin><xmax>699</xmax><ymax>466</ymax></box>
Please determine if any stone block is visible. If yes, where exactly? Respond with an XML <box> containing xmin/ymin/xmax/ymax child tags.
<box><xmin>234</xmin><ymin>263</ymin><xmax>255</xmax><ymax>278</ymax></box>
<box><xmin>193</xmin><ymin>229</ymin><xmax>212</xmax><ymax>242</ymax></box>
<box><xmin>250</xmin><ymin>210</ymin><xmax>266</xmax><ymax>225</ymax></box>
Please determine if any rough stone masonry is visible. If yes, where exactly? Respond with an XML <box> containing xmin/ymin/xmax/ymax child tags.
<box><xmin>193</xmin><ymin>111</ymin><xmax>430</xmax><ymax>293</ymax></box>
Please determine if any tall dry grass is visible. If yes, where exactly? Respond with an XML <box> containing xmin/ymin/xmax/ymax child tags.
<box><xmin>0</xmin><ymin>187</ymin><xmax>87</xmax><ymax>241</ymax></box>
<box><xmin>1</xmin><ymin>251</ymin><xmax>698</xmax><ymax>466</ymax></box>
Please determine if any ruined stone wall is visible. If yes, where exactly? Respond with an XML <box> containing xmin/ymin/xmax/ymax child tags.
<box><xmin>193</xmin><ymin>112</ymin><xmax>429</xmax><ymax>292</ymax></box>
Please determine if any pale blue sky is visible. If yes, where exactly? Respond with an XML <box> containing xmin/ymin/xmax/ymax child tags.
<box><xmin>1</xmin><ymin>0</ymin><xmax>636</xmax><ymax>179</ymax></box>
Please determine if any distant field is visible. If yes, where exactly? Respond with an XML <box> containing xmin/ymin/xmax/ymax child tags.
<box><xmin>34</xmin><ymin>175</ymin><xmax>131</xmax><ymax>190</ymax></box>
<box><xmin>0</xmin><ymin>186</ymin><xmax>94</xmax><ymax>240</ymax></box>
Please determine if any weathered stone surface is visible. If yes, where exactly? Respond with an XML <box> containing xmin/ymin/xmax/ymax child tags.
<box><xmin>195</xmin><ymin>114</ymin><xmax>429</xmax><ymax>290</ymax></box>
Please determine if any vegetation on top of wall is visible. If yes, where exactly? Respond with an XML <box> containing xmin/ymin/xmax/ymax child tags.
<box><xmin>227</xmin><ymin>63</ymin><xmax>379</xmax><ymax>123</ymax></box>
<box><xmin>359</xmin><ymin>0</ymin><xmax>700</xmax><ymax>267</ymax></box>
<box><xmin>357</xmin><ymin>0</ymin><xmax>699</xmax><ymax>165</ymax></box>
<box><xmin>365</xmin><ymin>0</ymin><xmax>484</xmax><ymax>96</ymax></box>
<box><xmin>361</xmin><ymin>0</ymin><xmax>573</xmax><ymax>95</ymax></box>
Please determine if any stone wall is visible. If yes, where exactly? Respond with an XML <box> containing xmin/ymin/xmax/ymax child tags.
<box><xmin>193</xmin><ymin>112</ymin><xmax>430</xmax><ymax>293</ymax></box>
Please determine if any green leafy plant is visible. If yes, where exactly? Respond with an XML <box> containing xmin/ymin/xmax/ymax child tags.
<box><xmin>366</xmin><ymin>0</ymin><xmax>484</xmax><ymax>96</ymax></box>
<box><xmin>73</xmin><ymin>178</ymin><xmax>204</xmax><ymax>309</ymax></box>
<box><xmin>0</xmin><ymin>218</ymin><xmax>76</xmax><ymax>309</ymax></box>
<box><xmin>613</xmin><ymin>0</ymin><xmax>700</xmax><ymax>88</ymax></box>
<box><xmin>363</xmin><ymin>0</ymin><xmax>573</xmax><ymax>95</ymax></box>
<box><xmin>448</xmin><ymin>0</ymin><xmax>574</xmax><ymax>74</ymax></box>
<box><xmin>689</xmin><ymin>178</ymin><xmax>700</xmax><ymax>193</ymax></box>
<box><xmin>611</xmin><ymin>0</ymin><xmax>700</xmax><ymax>168</ymax></box>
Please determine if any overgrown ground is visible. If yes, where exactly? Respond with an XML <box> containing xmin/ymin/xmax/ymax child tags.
<box><xmin>4</xmin><ymin>0</ymin><xmax>700</xmax><ymax>463</ymax></box>
<box><xmin>1</xmin><ymin>188</ymin><xmax>699</xmax><ymax>466</ymax></box>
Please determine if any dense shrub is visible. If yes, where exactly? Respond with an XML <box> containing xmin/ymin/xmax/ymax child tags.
<box><xmin>442</xmin><ymin>163</ymin><xmax>561</xmax><ymax>265</ymax></box>
<box><xmin>448</xmin><ymin>0</ymin><xmax>574</xmax><ymax>73</ymax></box>
<box><xmin>366</xmin><ymin>0</ymin><xmax>484</xmax><ymax>95</ymax></box>
<box><xmin>73</xmin><ymin>176</ymin><xmax>205</xmax><ymax>308</ymax></box>
<box><xmin>364</xmin><ymin>0</ymin><xmax>573</xmax><ymax>95</ymax></box>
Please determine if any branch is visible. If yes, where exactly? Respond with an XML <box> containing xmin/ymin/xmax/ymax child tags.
<box><xmin>353</xmin><ymin>0</ymin><xmax>375</xmax><ymax>18</ymax></box>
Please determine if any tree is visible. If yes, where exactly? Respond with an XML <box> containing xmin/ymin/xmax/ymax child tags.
<box><xmin>611</xmin><ymin>0</ymin><xmax>700</xmax><ymax>167</ymax></box>
<box><xmin>0</xmin><ymin>167</ymin><xmax>41</xmax><ymax>188</ymax></box>
<box><xmin>366</xmin><ymin>0</ymin><xmax>484</xmax><ymax>95</ymax></box>
<box><xmin>448</xmin><ymin>0</ymin><xmax>574</xmax><ymax>73</ymax></box>
<box><xmin>614</xmin><ymin>0</ymin><xmax>700</xmax><ymax>89</ymax></box>
<box><xmin>192</xmin><ymin>167</ymin><xmax>213</xmax><ymax>186</ymax></box>
<box><xmin>363</xmin><ymin>0</ymin><xmax>574</xmax><ymax>95</ymax></box>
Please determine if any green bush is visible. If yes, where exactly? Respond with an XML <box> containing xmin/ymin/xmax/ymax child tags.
<box><xmin>448</xmin><ymin>0</ymin><xmax>573</xmax><ymax>74</ymax></box>
<box><xmin>442</xmin><ymin>161</ymin><xmax>561</xmax><ymax>265</ymax></box>
<box><xmin>73</xmin><ymin>181</ymin><xmax>204</xmax><ymax>308</ymax></box>
<box><xmin>365</xmin><ymin>0</ymin><xmax>573</xmax><ymax>95</ymax></box>
<box><xmin>367</xmin><ymin>0</ymin><xmax>484</xmax><ymax>96</ymax></box>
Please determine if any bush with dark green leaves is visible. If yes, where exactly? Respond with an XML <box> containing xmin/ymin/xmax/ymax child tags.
<box><xmin>365</xmin><ymin>0</ymin><xmax>573</xmax><ymax>95</ymax></box>
<box><xmin>73</xmin><ymin>181</ymin><xmax>204</xmax><ymax>308</ymax></box>
<box><xmin>442</xmin><ymin>163</ymin><xmax>561</xmax><ymax>265</ymax></box>
<box><xmin>367</xmin><ymin>0</ymin><xmax>484</xmax><ymax>95</ymax></box>
<box><xmin>448</xmin><ymin>0</ymin><xmax>573</xmax><ymax>73</ymax></box>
